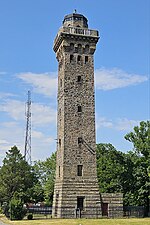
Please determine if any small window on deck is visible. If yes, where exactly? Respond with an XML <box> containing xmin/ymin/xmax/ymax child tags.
<box><xmin>84</xmin><ymin>45</ymin><xmax>89</xmax><ymax>53</ymax></box>
<box><xmin>70</xmin><ymin>43</ymin><xmax>74</xmax><ymax>50</ymax></box>
<box><xmin>85</xmin><ymin>56</ymin><xmax>88</xmax><ymax>64</ymax></box>
<box><xmin>77</xmin><ymin>55</ymin><xmax>81</xmax><ymax>62</ymax></box>
<box><xmin>70</xmin><ymin>54</ymin><xmax>74</xmax><ymax>62</ymax></box>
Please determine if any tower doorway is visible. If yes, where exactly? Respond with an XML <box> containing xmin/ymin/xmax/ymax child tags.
<box><xmin>102</xmin><ymin>203</ymin><xmax>108</xmax><ymax>217</ymax></box>
<box><xmin>77</xmin><ymin>196</ymin><xmax>85</xmax><ymax>210</ymax></box>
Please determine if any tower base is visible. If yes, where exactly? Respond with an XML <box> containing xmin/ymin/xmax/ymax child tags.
<box><xmin>52</xmin><ymin>180</ymin><xmax>102</xmax><ymax>218</ymax></box>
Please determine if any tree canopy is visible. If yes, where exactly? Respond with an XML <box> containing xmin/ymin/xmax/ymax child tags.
<box><xmin>125</xmin><ymin>120</ymin><xmax>150</xmax><ymax>215</ymax></box>
<box><xmin>33</xmin><ymin>152</ymin><xmax>56</xmax><ymax>206</ymax></box>
<box><xmin>0</xmin><ymin>146</ymin><xmax>36</xmax><ymax>203</ymax></box>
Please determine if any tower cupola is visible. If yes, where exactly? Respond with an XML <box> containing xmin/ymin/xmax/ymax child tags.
<box><xmin>63</xmin><ymin>12</ymin><xmax>88</xmax><ymax>28</ymax></box>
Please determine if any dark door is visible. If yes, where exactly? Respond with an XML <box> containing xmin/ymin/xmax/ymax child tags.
<box><xmin>77</xmin><ymin>197</ymin><xmax>84</xmax><ymax>210</ymax></box>
<box><xmin>102</xmin><ymin>203</ymin><xmax>108</xmax><ymax>217</ymax></box>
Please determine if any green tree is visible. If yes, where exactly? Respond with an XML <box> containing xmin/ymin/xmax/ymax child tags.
<box><xmin>96</xmin><ymin>143</ymin><xmax>136</xmax><ymax>207</ymax></box>
<box><xmin>0</xmin><ymin>146</ymin><xmax>36</xmax><ymax>204</ymax></box>
<box><xmin>33</xmin><ymin>152</ymin><xmax>56</xmax><ymax>206</ymax></box>
<box><xmin>0</xmin><ymin>146</ymin><xmax>40</xmax><ymax>219</ymax></box>
<box><xmin>96</xmin><ymin>143</ymin><xmax>124</xmax><ymax>193</ymax></box>
<box><xmin>125</xmin><ymin>120</ymin><xmax>150</xmax><ymax>215</ymax></box>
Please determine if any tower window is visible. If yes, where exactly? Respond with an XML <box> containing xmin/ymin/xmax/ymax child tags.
<box><xmin>78</xmin><ymin>106</ymin><xmax>82</xmax><ymax>112</ymax></box>
<box><xmin>70</xmin><ymin>54</ymin><xmax>74</xmax><ymax>62</ymax></box>
<box><xmin>60</xmin><ymin>79</ymin><xmax>62</xmax><ymax>87</ymax></box>
<box><xmin>59</xmin><ymin>166</ymin><xmax>60</xmax><ymax>177</ymax></box>
<box><xmin>78</xmin><ymin>137</ymin><xmax>83</xmax><ymax>144</ymax></box>
<box><xmin>78</xmin><ymin>44</ymin><xmax>82</xmax><ymax>53</ymax></box>
<box><xmin>85</xmin><ymin>56</ymin><xmax>88</xmax><ymax>64</ymax></box>
<box><xmin>77</xmin><ymin>76</ymin><xmax>81</xmax><ymax>82</ymax></box>
<box><xmin>70</xmin><ymin>43</ymin><xmax>74</xmax><ymax>51</ymax></box>
<box><xmin>77</xmin><ymin>165</ymin><xmax>83</xmax><ymax>176</ymax></box>
<box><xmin>59</xmin><ymin>139</ymin><xmax>61</xmax><ymax>147</ymax></box>
<box><xmin>77</xmin><ymin>55</ymin><xmax>81</xmax><ymax>62</ymax></box>
<box><xmin>84</xmin><ymin>44</ymin><xmax>89</xmax><ymax>53</ymax></box>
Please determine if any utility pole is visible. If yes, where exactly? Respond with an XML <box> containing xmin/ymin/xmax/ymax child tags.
<box><xmin>24</xmin><ymin>90</ymin><xmax>32</xmax><ymax>164</ymax></box>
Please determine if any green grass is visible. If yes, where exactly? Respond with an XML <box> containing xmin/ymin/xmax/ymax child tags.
<box><xmin>0</xmin><ymin>215</ymin><xmax>150</xmax><ymax>225</ymax></box>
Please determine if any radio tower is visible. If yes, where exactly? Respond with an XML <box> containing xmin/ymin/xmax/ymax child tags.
<box><xmin>24</xmin><ymin>90</ymin><xmax>32</xmax><ymax>164</ymax></box>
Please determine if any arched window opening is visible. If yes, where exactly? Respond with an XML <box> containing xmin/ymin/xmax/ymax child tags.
<box><xmin>70</xmin><ymin>54</ymin><xmax>74</xmax><ymax>63</ymax></box>
<box><xmin>77</xmin><ymin>55</ymin><xmax>81</xmax><ymax>62</ymax></box>
<box><xmin>85</xmin><ymin>44</ymin><xmax>89</xmax><ymax>53</ymax></box>
<box><xmin>70</xmin><ymin>43</ymin><xmax>74</xmax><ymax>51</ymax></box>
<box><xmin>85</xmin><ymin>56</ymin><xmax>88</xmax><ymax>64</ymax></box>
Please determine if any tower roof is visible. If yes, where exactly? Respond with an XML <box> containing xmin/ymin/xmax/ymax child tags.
<box><xmin>63</xmin><ymin>12</ymin><xmax>88</xmax><ymax>28</ymax></box>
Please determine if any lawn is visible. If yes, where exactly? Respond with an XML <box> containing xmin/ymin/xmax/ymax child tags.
<box><xmin>0</xmin><ymin>216</ymin><xmax>150</xmax><ymax>225</ymax></box>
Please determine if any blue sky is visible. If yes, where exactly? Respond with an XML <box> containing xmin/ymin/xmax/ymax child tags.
<box><xmin>0</xmin><ymin>0</ymin><xmax>149</xmax><ymax>165</ymax></box>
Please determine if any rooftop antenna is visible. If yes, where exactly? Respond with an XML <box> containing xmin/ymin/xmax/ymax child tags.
<box><xmin>24</xmin><ymin>90</ymin><xmax>32</xmax><ymax>165</ymax></box>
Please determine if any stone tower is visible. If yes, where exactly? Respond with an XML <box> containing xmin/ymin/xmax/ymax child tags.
<box><xmin>52</xmin><ymin>12</ymin><xmax>101</xmax><ymax>218</ymax></box>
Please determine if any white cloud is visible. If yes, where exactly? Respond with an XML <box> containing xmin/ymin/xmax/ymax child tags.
<box><xmin>32</xmin><ymin>103</ymin><xmax>57</xmax><ymax>126</ymax></box>
<box><xmin>16</xmin><ymin>68</ymin><xmax>148</xmax><ymax>98</ymax></box>
<box><xmin>96</xmin><ymin>115</ymin><xmax>140</xmax><ymax>131</ymax></box>
<box><xmin>0</xmin><ymin>99</ymin><xmax>25</xmax><ymax>120</ymax></box>
<box><xmin>0</xmin><ymin>139</ymin><xmax>9</xmax><ymax>144</ymax></box>
<box><xmin>17</xmin><ymin>72</ymin><xmax>57</xmax><ymax>97</ymax></box>
<box><xmin>0</xmin><ymin>98</ymin><xmax>57</xmax><ymax>165</ymax></box>
<box><xmin>96</xmin><ymin>116</ymin><xmax>113</xmax><ymax>130</ymax></box>
<box><xmin>115</xmin><ymin>118</ymin><xmax>140</xmax><ymax>131</ymax></box>
<box><xmin>95</xmin><ymin>68</ymin><xmax>148</xmax><ymax>90</ymax></box>
<box><xmin>0</xmin><ymin>92</ymin><xmax>16</xmax><ymax>99</ymax></box>
<box><xmin>0</xmin><ymin>122</ymin><xmax>24</xmax><ymax>157</ymax></box>
<box><xmin>0</xmin><ymin>99</ymin><xmax>57</xmax><ymax>126</ymax></box>
<box><xmin>0</xmin><ymin>121</ymin><xmax>56</xmax><ymax>165</ymax></box>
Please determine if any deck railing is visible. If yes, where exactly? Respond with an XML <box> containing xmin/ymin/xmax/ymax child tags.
<box><xmin>57</xmin><ymin>26</ymin><xmax>98</xmax><ymax>38</ymax></box>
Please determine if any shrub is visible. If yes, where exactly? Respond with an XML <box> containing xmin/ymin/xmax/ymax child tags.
<box><xmin>3</xmin><ymin>199</ymin><xmax>27</xmax><ymax>220</ymax></box>
<box><xmin>3</xmin><ymin>204</ymin><xmax>10</xmax><ymax>219</ymax></box>
<box><xmin>9</xmin><ymin>198</ymin><xmax>27</xmax><ymax>220</ymax></box>
<box><xmin>27</xmin><ymin>214</ymin><xmax>33</xmax><ymax>220</ymax></box>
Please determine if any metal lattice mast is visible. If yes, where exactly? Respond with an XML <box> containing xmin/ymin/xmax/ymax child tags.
<box><xmin>24</xmin><ymin>90</ymin><xmax>32</xmax><ymax>164</ymax></box>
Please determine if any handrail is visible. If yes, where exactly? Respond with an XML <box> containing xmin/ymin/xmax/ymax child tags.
<box><xmin>57</xmin><ymin>26</ymin><xmax>99</xmax><ymax>37</ymax></box>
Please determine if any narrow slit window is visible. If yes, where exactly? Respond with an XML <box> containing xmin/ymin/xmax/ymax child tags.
<box><xmin>77</xmin><ymin>165</ymin><xmax>83</xmax><ymax>176</ymax></box>
<box><xmin>59</xmin><ymin>166</ymin><xmax>60</xmax><ymax>177</ymax></box>
<box><xmin>70</xmin><ymin>54</ymin><xmax>74</xmax><ymax>62</ymax></box>
<box><xmin>59</xmin><ymin>139</ymin><xmax>61</xmax><ymax>147</ymax></box>
<box><xmin>78</xmin><ymin>105</ymin><xmax>82</xmax><ymax>112</ymax></box>
<box><xmin>77</xmin><ymin>76</ymin><xmax>81</xmax><ymax>82</ymax></box>
<box><xmin>60</xmin><ymin>79</ymin><xmax>62</xmax><ymax>87</ymax></box>
<box><xmin>77</xmin><ymin>55</ymin><xmax>81</xmax><ymax>62</ymax></box>
<box><xmin>78</xmin><ymin>137</ymin><xmax>83</xmax><ymax>144</ymax></box>
<box><xmin>85</xmin><ymin>56</ymin><xmax>88</xmax><ymax>64</ymax></box>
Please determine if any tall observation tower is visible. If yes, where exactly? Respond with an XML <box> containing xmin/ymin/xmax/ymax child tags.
<box><xmin>52</xmin><ymin>12</ymin><xmax>101</xmax><ymax>218</ymax></box>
